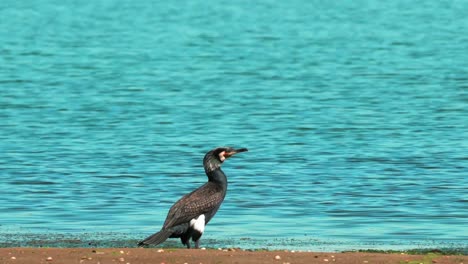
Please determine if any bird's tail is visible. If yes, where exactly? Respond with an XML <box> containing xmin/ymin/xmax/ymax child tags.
<box><xmin>138</xmin><ymin>229</ymin><xmax>172</xmax><ymax>247</ymax></box>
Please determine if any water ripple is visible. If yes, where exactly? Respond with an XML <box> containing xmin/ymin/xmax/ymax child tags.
<box><xmin>1</xmin><ymin>0</ymin><xmax>467</xmax><ymax>251</ymax></box>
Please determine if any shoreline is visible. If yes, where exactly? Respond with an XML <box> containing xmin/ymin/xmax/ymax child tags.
<box><xmin>1</xmin><ymin>232</ymin><xmax>466</xmax><ymax>254</ymax></box>
<box><xmin>1</xmin><ymin>248</ymin><xmax>466</xmax><ymax>264</ymax></box>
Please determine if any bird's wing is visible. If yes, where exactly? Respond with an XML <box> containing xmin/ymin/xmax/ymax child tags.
<box><xmin>162</xmin><ymin>183</ymin><xmax>224</xmax><ymax>229</ymax></box>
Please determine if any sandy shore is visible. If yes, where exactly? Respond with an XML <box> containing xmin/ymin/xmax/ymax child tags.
<box><xmin>0</xmin><ymin>248</ymin><xmax>466</xmax><ymax>264</ymax></box>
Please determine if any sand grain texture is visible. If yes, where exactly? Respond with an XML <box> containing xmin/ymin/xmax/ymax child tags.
<box><xmin>0</xmin><ymin>248</ymin><xmax>466</xmax><ymax>264</ymax></box>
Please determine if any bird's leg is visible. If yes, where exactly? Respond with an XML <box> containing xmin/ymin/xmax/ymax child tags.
<box><xmin>191</xmin><ymin>231</ymin><xmax>202</xmax><ymax>249</ymax></box>
<box><xmin>181</xmin><ymin>236</ymin><xmax>191</xmax><ymax>249</ymax></box>
<box><xmin>194</xmin><ymin>239</ymin><xmax>200</xmax><ymax>249</ymax></box>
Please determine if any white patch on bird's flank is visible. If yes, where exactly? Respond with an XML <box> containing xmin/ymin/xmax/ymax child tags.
<box><xmin>190</xmin><ymin>214</ymin><xmax>206</xmax><ymax>233</ymax></box>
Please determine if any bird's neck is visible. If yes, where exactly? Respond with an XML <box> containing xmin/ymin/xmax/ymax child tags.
<box><xmin>206</xmin><ymin>168</ymin><xmax>228</xmax><ymax>189</ymax></box>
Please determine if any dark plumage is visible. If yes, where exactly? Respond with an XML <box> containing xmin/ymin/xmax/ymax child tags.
<box><xmin>138</xmin><ymin>147</ymin><xmax>248</xmax><ymax>249</ymax></box>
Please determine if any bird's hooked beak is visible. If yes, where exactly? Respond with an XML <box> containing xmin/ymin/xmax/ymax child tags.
<box><xmin>219</xmin><ymin>148</ymin><xmax>248</xmax><ymax>162</ymax></box>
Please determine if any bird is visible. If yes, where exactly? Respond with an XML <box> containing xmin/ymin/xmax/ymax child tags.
<box><xmin>138</xmin><ymin>146</ymin><xmax>248</xmax><ymax>249</ymax></box>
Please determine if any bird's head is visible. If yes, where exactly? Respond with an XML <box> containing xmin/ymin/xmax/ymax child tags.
<box><xmin>203</xmin><ymin>146</ymin><xmax>248</xmax><ymax>173</ymax></box>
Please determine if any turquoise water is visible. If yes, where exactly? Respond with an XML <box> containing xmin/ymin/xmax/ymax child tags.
<box><xmin>1</xmin><ymin>0</ymin><xmax>467</xmax><ymax>251</ymax></box>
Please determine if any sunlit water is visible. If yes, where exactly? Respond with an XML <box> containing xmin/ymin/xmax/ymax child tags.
<box><xmin>1</xmin><ymin>0</ymin><xmax>467</xmax><ymax>251</ymax></box>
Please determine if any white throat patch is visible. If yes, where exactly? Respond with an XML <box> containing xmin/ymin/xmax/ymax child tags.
<box><xmin>218</xmin><ymin>151</ymin><xmax>226</xmax><ymax>162</ymax></box>
<box><xmin>190</xmin><ymin>214</ymin><xmax>206</xmax><ymax>234</ymax></box>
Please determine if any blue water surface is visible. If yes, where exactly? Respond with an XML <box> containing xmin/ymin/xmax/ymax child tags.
<box><xmin>1</xmin><ymin>0</ymin><xmax>467</xmax><ymax>251</ymax></box>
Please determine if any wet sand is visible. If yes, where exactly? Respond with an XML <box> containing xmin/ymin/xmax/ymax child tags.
<box><xmin>1</xmin><ymin>248</ymin><xmax>466</xmax><ymax>264</ymax></box>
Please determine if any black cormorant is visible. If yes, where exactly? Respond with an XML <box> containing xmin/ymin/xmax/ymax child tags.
<box><xmin>138</xmin><ymin>146</ymin><xmax>248</xmax><ymax>249</ymax></box>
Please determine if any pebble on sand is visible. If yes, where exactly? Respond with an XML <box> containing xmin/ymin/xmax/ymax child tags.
<box><xmin>275</xmin><ymin>255</ymin><xmax>281</xmax><ymax>260</ymax></box>
<box><xmin>46</xmin><ymin>257</ymin><xmax>53</xmax><ymax>261</ymax></box>
<box><xmin>11</xmin><ymin>257</ymin><xmax>16</xmax><ymax>260</ymax></box>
